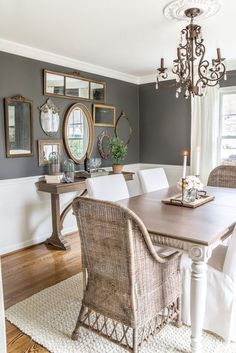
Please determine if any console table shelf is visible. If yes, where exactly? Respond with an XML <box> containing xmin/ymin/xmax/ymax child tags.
<box><xmin>36</xmin><ymin>172</ymin><xmax>134</xmax><ymax>250</ymax></box>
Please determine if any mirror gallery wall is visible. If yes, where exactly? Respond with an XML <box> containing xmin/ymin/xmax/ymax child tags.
<box><xmin>0</xmin><ymin>51</ymin><xmax>140</xmax><ymax>180</ymax></box>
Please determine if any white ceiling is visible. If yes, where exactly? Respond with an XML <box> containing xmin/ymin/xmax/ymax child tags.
<box><xmin>0</xmin><ymin>0</ymin><xmax>235</xmax><ymax>83</ymax></box>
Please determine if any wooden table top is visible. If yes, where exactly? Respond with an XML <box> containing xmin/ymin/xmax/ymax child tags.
<box><xmin>118</xmin><ymin>186</ymin><xmax>236</xmax><ymax>246</ymax></box>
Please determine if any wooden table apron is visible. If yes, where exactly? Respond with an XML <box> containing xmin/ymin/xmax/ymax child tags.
<box><xmin>36</xmin><ymin>172</ymin><xmax>134</xmax><ymax>250</ymax></box>
<box><xmin>118</xmin><ymin>186</ymin><xmax>236</xmax><ymax>353</ymax></box>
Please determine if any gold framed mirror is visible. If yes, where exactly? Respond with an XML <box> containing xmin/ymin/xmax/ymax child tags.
<box><xmin>4</xmin><ymin>95</ymin><xmax>34</xmax><ymax>157</ymax></box>
<box><xmin>38</xmin><ymin>139</ymin><xmax>63</xmax><ymax>166</ymax></box>
<box><xmin>63</xmin><ymin>103</ymin><xmax>94</xmax><ymax>164</ymax></box>
<box><xmin>44</xmin><ymin>70</ymin><xmax>106</xmax><ymax>103</ymax></box>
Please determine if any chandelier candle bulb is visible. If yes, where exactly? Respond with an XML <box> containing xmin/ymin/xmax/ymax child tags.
<box><xmin>217</xmin><ymin>48</ymin><xmax>221</xmax><ymax>61</ymax></box>
<box><xmin>177</xmin><ymin>48</ymin><xmax>181</xmax><ymax>60</ymax></box>
<box><xmin>161</xmin><ymin>58</ymin><xmax>164</xmax><ymax>69</ymax></box>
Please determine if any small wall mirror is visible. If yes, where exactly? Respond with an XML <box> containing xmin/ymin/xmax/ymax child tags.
<box><xmin>65</xmin><ymin>77</ymin><xmax>89</xmax><ymax>99</ymax></box>
<box><xmin>4</xmin><ymin>95</ymin><xmax>34</xmax><ymax>157</ymax></box>
<box><xmin>63</xmin><ymin>103</ymin><xmax>94</xmax><ymax>164</ymax></box>
<box><xmin>90</xmin><ymin>82</ymin><xmax>105</xmax><ymax>101</ymax></box>
<box><xmin>97</xmin><ymin>130</ymin><xmax>111</xmax><ymax>159</ymax></box>
<box><xmin>38</xmin><ymin>139</ymin><xmax>62</xmax><ymax>166</ymax></box>
<box><xmin>39</xmin><ymin>98</ymin><xmax>60</xmax><ymax>136</ymax></box>
<box><xmin>115</xmin><ymin>111</ymin><xmax>132</xmax><ymax>145</ymax></box>
<box><xmin>45</xmin><ymin>72</ymin><xmax>64</xmax><ymax>95</ymax></box>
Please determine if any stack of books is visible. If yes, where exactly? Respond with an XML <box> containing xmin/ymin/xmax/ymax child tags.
<box><xmin>45</xmin><ymin>174</ymin><xmax>63</xmax><ymax>184</ymax></box>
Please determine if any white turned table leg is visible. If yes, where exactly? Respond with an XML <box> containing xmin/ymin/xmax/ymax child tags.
<box><xmin>190</xmin><ymin>259</ymin><xmax>207</xmax><ymax>353</ymax></box>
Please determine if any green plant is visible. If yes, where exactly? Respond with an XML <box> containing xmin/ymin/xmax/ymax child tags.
<box><xmin>108</xmin><ymin>137</ymin><xmax>128</xmax><ymax>165</ymax></box>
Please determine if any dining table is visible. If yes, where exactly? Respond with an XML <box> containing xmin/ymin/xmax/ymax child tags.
<box><xmin>117</xmin><ymin>185</ymin><xmax>236</xmax><ymax>353</ymax></box>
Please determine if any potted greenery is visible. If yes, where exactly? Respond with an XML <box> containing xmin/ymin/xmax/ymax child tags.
<box><xmin>109</xmin><ymin>136</ymin><xmax>128</xmax><ymax>174</ymax></box>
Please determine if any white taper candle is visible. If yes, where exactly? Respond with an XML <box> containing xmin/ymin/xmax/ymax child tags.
<box><xmin>182</xmin><ymin>150</ymin><xmax>188</xmax><ymax>179</ymax></box>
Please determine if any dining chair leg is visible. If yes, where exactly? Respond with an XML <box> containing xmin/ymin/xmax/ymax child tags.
<box><xmin>72</xmin><ymin>304</ymin><xmax>86</xmax><ymax>340</ymax></box>
<box><xmin>176</xmin><ymin>296</ymin><xmax>183</xmax><ymax>327</ymax></box>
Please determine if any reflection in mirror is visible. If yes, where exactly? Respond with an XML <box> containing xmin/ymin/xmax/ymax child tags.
<box><xmin>4</xmin><ymin>95</ymin><xmax>33</xmax><ymax>157</ymax></box>
<box><xmin>90</xmin><ymin>82</ymin><xmax>105</xmax><ymax>101</ymax></box>
<box><xmin>45</xmin><ymin>73</ymin><xmax>64</xmax><ymax>95</ymax></box>
<box><xmin>63</xmin><ymin>103</ymin><xmax>94</xmax><ymax>164</ymax></box>
<box><xmin>97</xmin><ymin>130</ymin><xmax>110</xmax><ymax>159</ymax></box>
<box><xmin>65</xmin><ymin>77</ymin><xmax>89</xmax><ymax>98</ymax></box>
<box><xmin>39</xmin><ymin>98</ymin><xmax>60</xmax><ymax>136</ymax></box>
<box><xmin>38</xmin><ymin>140</ymin><xmax>62</xmax><ymax>166</ymax></box>
<box><xmin>115</xmin><ymin>111</ymin><xmax>132</xmax><ymax>145</ymax></box>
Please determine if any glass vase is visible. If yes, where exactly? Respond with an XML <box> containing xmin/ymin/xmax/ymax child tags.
<box><xmin>63</xmin><ymin>159</ymin><xmax>75</xmax><ymax>182</ymax></box>
<box><xmin>183</xmin><ymin>188</ymin><xmax>197</xmax><ymax>203</ymax></box>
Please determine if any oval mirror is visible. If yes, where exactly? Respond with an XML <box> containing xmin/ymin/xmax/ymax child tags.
<box><xmin>63</xmin><ymin>103</ymin><xmax>94</xmax><ymax>164</ymax></box>
<box><xmin>115</xmin><ymin>111</ymin><xmax>132</xmax><ymax>146</ymax></box>
<box><xmin>39</xmin><ymin>98</ymin><xmax>60</xmax><ymax>137</ymax></box>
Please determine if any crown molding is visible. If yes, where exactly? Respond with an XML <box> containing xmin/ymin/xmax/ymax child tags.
<box><xmin>0</xmin><ymin>38</ymin><xmax>139</xmax><ymax>84</ymax></box>
<box><xmin>0</xmin><ymin>38</ymin><xmax>236</xmax><ymax>86</ymax></box>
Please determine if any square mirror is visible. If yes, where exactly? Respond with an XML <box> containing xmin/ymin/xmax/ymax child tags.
<box><xmin>45</xmin><ymin>72</ymin><xmax>64</xmax><ymax>95</ymax></box>
<box><xmin>90</xmin><ymin>82</ymin><xmax>105</xmax><ymax>101</ymax></box>
<box><xmin>38</xmin><ymin>140</ymin><xmax>63</xmax><ymax>166</ymax></box>
<box><xmin>93</xmin><ymin>104</ymin><xmax>115</xmax><ymax>127</ymax></box>
<box><xmin>65</xmin><ymin>77</ymin><xmax>89</xmax><ymax>99</ymax></box>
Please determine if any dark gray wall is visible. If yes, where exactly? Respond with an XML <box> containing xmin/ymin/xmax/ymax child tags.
<box><xmin>0</xmin><ymin>51</ymin><xmax>139</xmax><ymax>179</ymax></box>
<box><xmin>221</xmin><ymin>70</ymin><xmax>236</xmax><ymax>88</ymax></box>
<box><xmin>139</xmin><ymin>82</ymin><xmax>191</xmax><ymax>165</ymax></box>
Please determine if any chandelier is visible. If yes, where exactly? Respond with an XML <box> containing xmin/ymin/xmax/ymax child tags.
<box><xmin>156</xmin><ymin>7</ymin><xmax>227</xmax><ymax>98</ymax></box>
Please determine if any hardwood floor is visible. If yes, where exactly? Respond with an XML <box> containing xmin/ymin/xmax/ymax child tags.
<box><xmin>2</xmin><ymin>233</ymin><xmax>82</xmax><ymax>353</ymax></box>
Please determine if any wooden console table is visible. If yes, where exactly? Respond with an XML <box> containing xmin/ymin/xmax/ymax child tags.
<box><xmin>36</xmin><ymin>172</ymin><xmax>134</xmax><ymax>250</ymax></box>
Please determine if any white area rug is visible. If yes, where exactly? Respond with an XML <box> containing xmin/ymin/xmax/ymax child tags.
<box><xmin>6</xmin><ymin>274</ymin><xmax>236</xmax><ymax>353</ymax></box>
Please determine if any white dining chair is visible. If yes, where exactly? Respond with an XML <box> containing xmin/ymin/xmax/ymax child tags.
<box><xmin>181</xmin><ymin>228</ymin><xmax>236</xmax><ymax>342</ymax></box>
<box><xmin>86</xmin><ymin>174</ymin><xmax>129</xmax><ymax>201</ymax></box>
<box><xmin>138</xmin><ymin>168</ymin><xmax>169</xmax><ymax>194</ymax></box>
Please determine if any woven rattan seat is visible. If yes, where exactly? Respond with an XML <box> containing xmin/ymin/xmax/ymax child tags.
<box><xmin>72</xmin><ymin>197</ymin><xmax>182</xmax><ymax>352</ymax></box>
<box><xmin>207</xmin><ymin>165</ymin><xmax>236</xmax><ymax>188</ymax></box>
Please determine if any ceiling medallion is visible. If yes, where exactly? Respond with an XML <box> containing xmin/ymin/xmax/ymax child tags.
<box><xmin>156</xmin><ymin>5</ymin><xmax>226</xmax><ymax>99</ymax></box>
<box><xmin>163</xmin><ymin>0</ymin><xmax>221</xmax><ymax>21</ymax></box>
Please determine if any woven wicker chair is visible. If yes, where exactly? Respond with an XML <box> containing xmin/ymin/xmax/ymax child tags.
<box><xmin>72</xmin><ymin>197</ymin><xmax>182</xmax><ymax>353</ymax></box>
<box><xmin>207</xmin><ymin>165</ymin><xmax>236</xmax><ymax>188</ymax></box>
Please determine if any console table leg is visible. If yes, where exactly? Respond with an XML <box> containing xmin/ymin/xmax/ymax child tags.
<box><xmin>45</xmin><ymin>194</ymin><xmax>71</xmax><ymax>250</ymax></box>
<box><xmin>190</xmin><ymin>260</ymin><xmax>207</xmax><ymax>353</ymax></box>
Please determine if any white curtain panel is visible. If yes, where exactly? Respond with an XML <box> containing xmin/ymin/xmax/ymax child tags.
<box><xmin>190</xmin><ymin>86</ymin><xmax>220</xmax><ymax>184</ymax></box>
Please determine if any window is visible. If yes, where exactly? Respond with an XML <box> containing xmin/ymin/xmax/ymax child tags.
<box><xmin>218</xmin><ymin>87</ymin><xmax>236</xmax><ymax>163</ymax></box>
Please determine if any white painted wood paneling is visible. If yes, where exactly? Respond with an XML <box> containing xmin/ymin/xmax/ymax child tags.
<box><xmin>0</xmin><ymin>163</ymin><xmax>189</xmax><ymax>255</ymax></box>
<box><xmin>0</xmin><ymin>259</ymin><xmax>6</xmax><ymax>353</ymax></box>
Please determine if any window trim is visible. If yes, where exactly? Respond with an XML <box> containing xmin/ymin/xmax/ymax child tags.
<box><xmin>218</xmin><ymin>86</ymin><xmax>236</xmax><ymax>164</ymax></box>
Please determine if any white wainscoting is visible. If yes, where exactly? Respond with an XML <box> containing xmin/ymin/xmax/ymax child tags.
<box><xmin>0</xmin><ymin>163</ymin><xmax>189</xmax><ymax>255</ymax></box>
<box><xmin>0</xmin><ymin>259</ymin><xmax>6</xmax><ymax>353</ymax></box>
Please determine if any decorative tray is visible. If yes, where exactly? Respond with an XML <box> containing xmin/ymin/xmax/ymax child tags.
<box><xmin>162</xmin><ymin>193</ymin><xmax>215</xmax><ymax>208</ymax></box>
